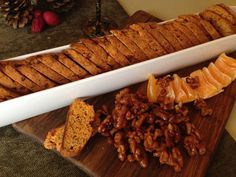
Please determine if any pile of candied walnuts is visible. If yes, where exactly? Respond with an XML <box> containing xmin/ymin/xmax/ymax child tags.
<box><xmin>97</xmin><ymin>77</ymin><xmax>212</xmax><ymax>172</ymax></box>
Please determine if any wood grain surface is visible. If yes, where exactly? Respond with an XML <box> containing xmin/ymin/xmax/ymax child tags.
<box><xmin>12</xmin><ymin>11</ymin><xmax>236</xmax><ymax>177</ymax></box>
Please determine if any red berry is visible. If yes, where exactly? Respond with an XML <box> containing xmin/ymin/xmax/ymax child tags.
<box><xmin>43</xmin><ymin>11</ymin><xmax>61</xmax><ymax>26</ymax></box>
<box><xmin>31</xmin><ymin>16</ymin><xmax>45</xmax><ymax>33</ymax></box>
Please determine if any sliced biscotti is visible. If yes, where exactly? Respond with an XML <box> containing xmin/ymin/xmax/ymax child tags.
<box><xmin>111</xmin><ymin>29</ymin><xmax>148</xmax><ymax>61</ymax></box>
<box><xmin>71</xmin><ymin>42</ymin><xmax>111</xmax><ymax>71</ymax></box>
<box><xmin>171</xmin><ymin>20</ymin><xmax>201</xmax><ymax>45</ymax></box>
<box><xmin>80</xmin><ymin>38</ymin><xmax>120</xmax><ymax>69</ymax></box>
<box><xmin>178</xmin><ymin>19</ymin><xmax>209</xmax><ymax>43</ymax></box>
<box><xmin>1</xmin><ymin>64</ymin><xmax>41</xmax><ymax>92</ymax></box>
<box><xmin>60</xmin><ymin>99</ymin><xmax>95</xmax><ymax>157</ymax></box>
<box><xmin>16</xmin><ymin>64</ymin><xmax>57</xmax><ymax>90</ymax></box>
<box><xmin>0</xmin><ymin>70</ymin><xmax>30</xmax><ymax>94</ymax></box>
<box><xmin>121</xmin><ymin>28</ymin><xmax>161</xmax><ymax>59</ymax></box>
<box><xmin>163</xmin><ymin>22</ymin><xmax>193</xmax><ymax>49</ymax></box>
<box><xmin>38</xmin><ymin>54</ymin><xmax>80</xmax><ymax>82</ymax></box>
<box><xmin>200</xmin><ymin>10</ymin><xmax>236</xmax><ymax>36</ymax></box>
<box><xmin>58</xmin><ymin>53</ymin><xmax>89</xmax><ymax>78</ymax></box>
<box><xmin>138</xmin><ymin>22</ymin><xmax>176</xmax><ymax>54</ymax></box>
<box><xmin>30</xmin><ymin>57</ymin><xmax>70</xmax><ymax>85</ymax></box>
<box><xmin>44</xmin><ymin>124</ymin><xmax>65</xmax><ymax>152</ymax></box>
<box><xmin>92</xmin><ymin>37</ymin><xmax>130</xmax><ymax>67</ymax></box>
<box><xmin>64</xmin><ymin>49</ymin><xmax>102</xmax><ymax>75</ymax></box>
<box><xmin>178</xmin><ymin>14</ymin><xmax>211</xmax><ymax>40</ymax></box>
<box><xmin>0</xmin><ymin>85</ymin><xmax>19</xmax><ymax>101</ymax></box>
<box><xmin>151</xmin><ymin>23</ymin><xmax>183</xmax><ymax>51</ymax></box>
<box><xmin>207</xmin><ymin>4</ymin><xmax>236</xmax><ymax>26</ymax></box>
<box><xmin>129</xmin><ymin>23</ymin><xmax>167</xmax><ymax>56</ymax></box>
<box><xmin>198</xmin><ymin>17</ymin><xmax>222</xmax><ymax>40</ymax></box>
<box><xmin>105</xmin><ymin>35</ymin><xmax>138</xmax><ymax>64</ymax></box>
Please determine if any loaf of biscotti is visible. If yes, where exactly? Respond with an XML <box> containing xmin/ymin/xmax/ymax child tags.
<box><xmin>0</xmin><ymin>3</ymin><xmax>236</xmax><ymax>102</ymax></box>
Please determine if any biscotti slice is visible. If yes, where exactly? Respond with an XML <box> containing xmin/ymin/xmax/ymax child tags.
<box><xmin>178</xmin><ymin>19</ymin><xmax>209</xmax><ymax>43</ymax></box>
<box><xmin>138</xmin><ymin>22</ymin><xmax>176</xmax><ymax>54</ymax></box>
<box><xmin>16</xmin><ymin>65</ymin><xmax>57</xmax><ymax>90</ymax></box>
<box><xmin>58</xmin><ymin>53</ymin><xmax>89</xmax><ymax>78</ymax></box>
<box><xmin>198</xmin><ymin>17</ymin><xmax>222</xmax><ymax>40</ymax></box>
<box><xmin>44</xmin><ymin>124</ymin><xmax>65</xmax><ymax>152</ymax></box>
<box><xmin>1</xmin><ymin>64</ymin><xmax>41</xmax><ymax>92</ymax></box>
<box><xmin>171</xmin><ymin>20</ymin><xmax>201</xmax><ymax>45</ymax></box>
<box><xmin>80</xmin><ymin>38</ymin><xmax>120</xmax><ymax>69</ymax></box>
<box><xmin>92</xmin><ymin>37</ymin><xmax>130</xmax><ymax>67</ymax></box>
<box><xmin>0</xmin><ymin>70</ymin><xmax>30</xmax><ymax>94</ymax></box>
<box><xmin>106</xmin><ymin>35</ymin><xmax>138</xmax><ymax>64</ymax></box>
<box><xmin>122</xmin><ymin>28</ymin><xmax>161</xmax><ymax>58</ymax></box>
<box><xmin>60</xmin><ymin>99</ymin><xmax>95</xmax><ymax>157</ymax></box>
<box><xmin>207</xmin><ymin>4</ymin><xmax>236</xmax><ymax>26</ymax></box>
<box><xmin>71</xmin><ymin>43</ymin><xmax>111</xmax><ymax>71</ymax></box>
<box><xmin>30</xmin><ymin>58</ymin><xmax>70</xmax><ymax>85</ymax></box>
<box><xmin>111</xmin><ymin>29</ymin><xmax>148</xmax><ymax>61</ymax></box>
<box><xmin>200</xmin><ymin>10</ymin><xmax>236</xmax><ymax>36</ymax></box>
<box><xmin>152</xmin><ymin>23</ymin><xmax>183</xmax><ymax>51</ymax></box>
<box><xmin>64</xmin><ymin>49</ymin><xmax>102</xmax><ymax>75</ymax></box>
<box><xmin>0</xmin><ymin>85</ymin><xmax>19</xmax><ymax>101</ymax></box>
<box><xmin>163</xmin><ymin>23</ymin><xmax>193</xmax><ymax>49</ymax></box>
<box><xmin>178</xmin><ymin>14</ymin><xmax>211</xmax><ymax>40</ymax></box>
<box><xmin>219</xmin><ymin>3</ymin><xmax>236</xmax><ymax>23</ymax></box>
<box><xmin>129</xmin><ymin>23</ymin><xmax>167</xmax><ymax>55</ymax></box>
<box><xmin>39</xmin><ymin>54</ymin><xmax>80</xmax><ymax>82</ymax></box>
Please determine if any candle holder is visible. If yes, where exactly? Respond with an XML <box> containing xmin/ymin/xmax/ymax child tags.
<box><xmin>82</xmin><ymin>0</ymin><xmax>118</xmax><ymax>37</ymax></box>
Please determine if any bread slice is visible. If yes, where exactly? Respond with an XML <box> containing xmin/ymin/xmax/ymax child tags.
<box><xmin>200</xmin><ymin>10</ymin><xmax>236</xmax><ymax>36</ymax></box>
<box><xmin>0</xmin><ymin>85</ymin><xmax>19</xmax><ymax>101</ymax></box>
<box><xmin>129</xmin><ymin>24</ymin><xmax>167</xmax><ymax>55</ymax></box>
<box><xmin>151</xmin><ymin>23</ymin><xmax>183</xmax><ymax>51</ymax></box>
<box><xmin>207</xmin><ymin>4</ymin><xmax>236</xmax><ymax>26</ymax></box>
<box><xmin>58</xmin><ymin>53</ymin><xmax>89</xmax><ymax>78</ymax></box>
<box><xmin>44</xmin><ymin>124</ymin><xmax>65</xmax><ymax>152</ymax></box>
<box><xmin>178</xmin><ymin>19</ymin><xmax>209</xmax><ymax>43</ymax></box>
<box><xmin>16</xmin><ymin>64</ymin><xmax>57</xmax><ymax>90</ymax></box>
<box><xmin>198</xmin><ymin>17</ymin><xmax>222</xmax><ymax>40</ymax></box>
<box><xmin>121</xmin><ymin>28</ymin><xmax>161</xmax><ymax>58</ymax></box>
<box><xmin>39</xmin><ymin>54</ymin><xmax>80</xmax><ymax>82</ymax></box>
<box><xmin>171</xmin><ymin>20</ymin><xmax>201</xmax><ymax>45</ymax></box>
<box><xmin>60</xmin><ymin>99</ymin><xmax>95</xmax><ymax>157</ymax></box>
<box><xmin>0</xmin><ymin>70</ymin><xmax>30</xmax><ymax>94</ymax></box>
<box><xmin>80</xmin><ymin>38</ymin><xmax>120</xmax><ymax>69</ymax></box>
<box><xmin>111</xmin><ymin>29</ymin><xmax>148</xmax><ymax>61</ymax></box>
<box><xmin>163</xmin><ymin>23</ymin><xmax>193</xmax><ymax>49</ymax></box>
<box><xmin>71</xmin><ymin>42</ymin><xmax>111</xmax><ymax>71</ymax></box>
<box><xmin>105</xmin><ymin>35</ymin><xmax>138</xmax><ymax>64</ymax></box>
<box><xmin>92</xmin><ymin>37</ymin><xmax>130</xmax><ymax>67</ymax></box>
<box><xmin>30</xmin><ymin>57</ymin><xmax>70</xmax><ymax>85</ymax></box>
<box><xmin>64</xmin><ymin>49</ymin><xmax>102</xmax><ymax>75</ymax></box>
<box><xmin>1</xmin><ymin>64</ymin><xmax>41</xmax><ymax>92</ymax></box>
<box><xmin>178</xmin><ymin>14</ymin><xmax>211</xmax><ymax>40</ymax></box>
<box><xmin>138</xmin><ymin>22</ymin><xmax>176</xmax><ymax>54</ymax></box>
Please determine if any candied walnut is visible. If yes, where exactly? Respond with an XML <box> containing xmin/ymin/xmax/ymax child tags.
<box><xmin>97</xmin><ymin>115</ymin><xmax>113</xmax><ymax>136</ymax></box>
<box><xmin>186</xmin><ymin>76</ymin><xmax>200</xmax><ymax>89</ymax></box>
<box><xmin>194</xmin><ymin>99</ymin><xmax>213</xmax><ymax>116</ymax></box>
<box><xmin>97</xmin><ymin>88</ymin><xmax>206</xmax><ymax>172</ymax></box>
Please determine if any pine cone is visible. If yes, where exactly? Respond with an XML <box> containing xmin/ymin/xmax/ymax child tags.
<box><xmin>0</xmin><ymin>0</ymin><xmax>34</xmax><ymax>29</ymax></box>
<box><xmin>46</xmin><ymin>0</ymin><xmax>75</xmax><ymax>13</ymax></box>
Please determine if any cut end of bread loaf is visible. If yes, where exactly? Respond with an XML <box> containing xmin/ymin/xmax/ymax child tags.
<box><xmin>60</xmin><ymin>99</ymin><xmax>95</xmax><ymax>157</ymax></box>
<box><xmin>44</xmin><ymin>125</ymin><xmax>65</xmax><ymax>152</ymax></box>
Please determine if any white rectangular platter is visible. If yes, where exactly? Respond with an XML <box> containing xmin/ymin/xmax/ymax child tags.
<box><xmin>1</xmin><ymin>6</ymin><xmax>236</xmax><ymax>127</ymax></box>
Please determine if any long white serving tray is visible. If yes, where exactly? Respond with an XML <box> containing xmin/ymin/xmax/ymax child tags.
<box><xmin>1</xmin><ymin>7</ymin><xmax>236</xmax><ymax>127</ymax></box>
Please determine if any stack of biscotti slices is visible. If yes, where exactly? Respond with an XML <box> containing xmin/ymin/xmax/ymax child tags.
<box><xmin>44</xmin><ymin>99</ymin><xmax>97</xmax><ymax>157</ymax></box>
<box><xmin>0</xmin><ymin>3</ymin><xmax>235</xmax><ymax>102</ymax></box>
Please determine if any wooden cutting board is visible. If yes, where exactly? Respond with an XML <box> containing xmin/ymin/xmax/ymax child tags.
<box><xmin>12</xmin><ymin>11</ymin><xmax>236</xmax><ymax>177</ymax></box>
